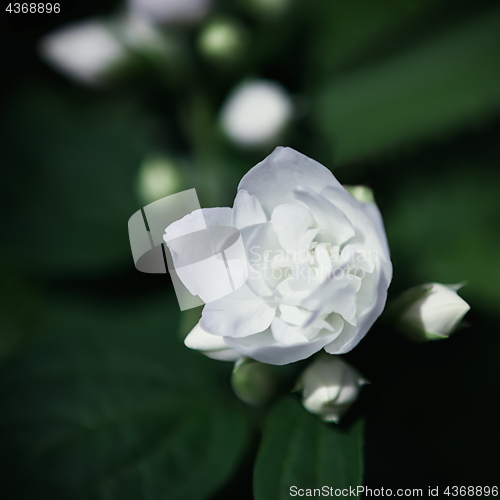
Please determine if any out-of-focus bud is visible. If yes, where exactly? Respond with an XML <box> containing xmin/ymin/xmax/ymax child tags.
<box><xmin>136</xmin><ymin>156</ymin><xmax>183</xmax><ymax>204</ymax></box>
<box><xmin>198</xmin><ymin>18</ymin><xmax>247</xmax><ymax>63</ymax></box>
<box><xmin>244</xmin><ymin>0</ymin><xmax>290</xmax><ymax>17</ymax></box>
<box><xmin>220</xmin><ymin>80</ymin><xmax>292</xmax><ymax>147</ymax></box>
<box><xmin>185</xmin><ymin>322</ymin><xmax>240</xmax><ymax>361</ymax></box>
<box><xmin>297</xmin><ymin>355</ymin><xmax>366</xmax><ymax>423</ymax></box>
<box><xmin>115</xmin><ymin>14</ymin><xmax>170</xmax><ymax>56</ymax></box>
<box><xmin>39</xmin><ymin>19</ymin><xmax>126</xmax><ymax>86</ymax></box>
<box><xmin>127</xmin><ymin>0</ymin><xmax>212</xmax><ymax>24</ymax></box>
<box><xmin>391</xmin><ymin>283</ymin><xmax>470</xmax><ymax>341</ymax></box>
<box><xmin>344</xmin><ymin>185</ymin><xmax>375</xmax><ymax>204</ymax></box>
<box><xmin>231</xmin><ymin>358</ymin><xmax>276</xmax><ymax>406</ymax></box>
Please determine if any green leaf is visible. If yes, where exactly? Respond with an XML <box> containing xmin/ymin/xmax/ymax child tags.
<box><xmin>384</xmin><ymin>163</ymin><xmax>500</xmax><ymax>314</ymax></box>
<box><xmin>0</xmin><ymin>86</ymin><xmax>154</xmax><ymax>276</ymax></box>
<box><xmin>306</xmin><ymin>0</ymin><xmax>445</xmax><ymax>74</ymax></box>
<box><xmin>254</xmin><ymin>397</ymin><xmax>363</xmax><ymax>500</ymax></box>
<box><xmin>314</xmin><ymin>5</ymin><xmax>500</xmax><ymax>164</ymax></box>
<box><xmin>0</xmin><ymin>296</ymin><xmax>249</xmax><ymax>500</ymax></box>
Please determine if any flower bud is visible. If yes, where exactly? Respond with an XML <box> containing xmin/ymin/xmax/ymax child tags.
<box><xmin>198</xmin><ymin>18</ymin><xmax>247</xmax><ymax>63</ymax></box>
<box><xmin>127</xmin><ymin>0</ymin><xmax>212</xmax><ymax>24</ymax></box>
<box><xmin>136</xmin><ymin>156</ymin><xmax>183</xmax><ymax>204</ymax></box>
<box><xmin>231</xmin><ymin>358</ymin><xmax>276</xmax><ymax>406</ymax></box>
<box><xmin>39</xmin><ymin>19</ymin><xmax>126</xmax><ymax>86</ymax></box>
<box><xmin>393</xmin><ymin>283</ymin><xmax>470</xmax><ymax>341</ymax></box>
<box><xmin>297</xmin><ymin>355</ymin><xmax>366</xmax><ymax>423</ymax></box>
<box><xmin>220</xmin><ymin>80</ymin><xmax>292</xmax><ymax>147</ymax></box>
<box><xmin>344</xmin><ymin>185</ymin><xmax>375</xmax><ymax>204</ymax></box>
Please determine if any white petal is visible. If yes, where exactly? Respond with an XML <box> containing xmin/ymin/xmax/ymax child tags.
<box><xmin>224</xmin><ymin>328</ymin><xmax>337</xmax><ymax>365</ymax></box>
<box><xmin>270</xmin><ymin>317</ymin><xmax>310</xmax><ymax>346</ymax></box>
<box><xmin>203</xmin><ymin>206</ymin><xmax>233</xmax><ymax>227</ymax></box>
<box><xmin>184</xmin><ymin>322</ymin><xmax>240</xmax><ymax>361</ymax></box>
<box><xmin>302</xmin><ymin>272</ymin><xmax>362</xmax><ymax>326</ymax></box>
<box><xmin>324</xmin><ymin>259</ymin><xmax>392</xmax><ymax>354</ymax></box>
<box><xmin>271</xmin><ymin>203</ymin><xmax>314</xmax><ymax>252</ymax></box>
<box><xmin>200</xmin><ymin>284</ymin><xmax>276</xmax><ymax>338</ymax></box>
<box><xmin>322</xmin><ymin>185</ymin><xmax>391</xmax><ymax>263</ymax></box>
<box><xmin>232</xmin><ymin>189</ymin><xmax>267</xmax><ymax>229</ymax></box>
<box><xmin>242</xmin><ymin>222</ymin><xmax>283</xmax><ymax>297</ymax></box>
<box><xmin>293</xmin><ymin>187</ymin><xmax>355</xmax><ymax>246</ymax></box>
<box><xmin>238</xmin><ymin>147</ymin><xmax>342</xmax><ymax>217</ymax></box>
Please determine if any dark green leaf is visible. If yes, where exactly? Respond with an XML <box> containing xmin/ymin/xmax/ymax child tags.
<box><xmin>1</xmin><ymin>86</ymin><xmax>154</xmax><ymax>276</ymax></box>
<box><xmin>254</xmin><ymin>397</ymin><xmax>363</xmax><ymax>500</ymax></box>
<box><xmin>384</xmin><ymin>164</ymin><xmax>500</xmax><ymax>314</ymax></box>
<box><xmin>0</xmin><ymin>296</ymin><xmax>249</xmax><ymax>500</ymax></box>
<box><xmin>314</xmin><ymin>6</ymin><xmax>500</xmax><ymax>164</ymax></box>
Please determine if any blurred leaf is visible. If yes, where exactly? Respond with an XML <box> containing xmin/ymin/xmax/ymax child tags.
<box><xmin>1</xmin><ymin>86</ymin><xmax>154</xmax><ymax>276</ymax></box>
<box><xmin>384</xmin><ymin>164</ymin><xmax>500</xmax><ymax>313</ymax></box>
<box><xmin>253</xmin><ymin>397</ymin><xmax>363</xmax><ymax>500</ymax></box>
<box><xmin>307</xmin><ymin>0</ymin><xmax>445</xmax><ymax>74</ymax></box>
<box><xmin>314</xmin><ymin>5</ymin><xmax>500</xmax><ymax>164</ymax></box>
<box><xmin>0</xmin><ymin>295</ymin><xmax>249</xmax><ymax>500</ymax></box>
<box><xmin>0</xmin><ymin>272</ymin><xmax>45</xmax><ymax>361</ymax></box>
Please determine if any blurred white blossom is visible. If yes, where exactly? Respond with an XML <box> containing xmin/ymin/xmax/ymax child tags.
<box><xmin>39</xmin><ymin>19</ymin><xmax>126</xmax><ymax>85</ymax></box>
<box><xmin>127</xmin><ymin>0</ymin><xmax>212</xmax><ymax>24</ymax></box>
<box><xmin>396</xmin><ymin>283</ymin><xmax>470</xmax><ymax>341</ymax></box>
<box><xmin>39</xmin><ymin>16</ymin><xmax>166</xmax><ymax>86</ymax></box>
<box><xmin>298</xmin><ymin>355</ymin><xmax>366</xmax><ymax>423</ymax></box>
<box><xmin>220</xmin><ymin>80</ymin><xmax>293</xmax><ymax>147</ymax></box>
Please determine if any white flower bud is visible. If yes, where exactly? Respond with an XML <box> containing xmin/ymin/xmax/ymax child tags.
<box><xmin>396</xmin><ymin>283</ymin><xmax>470</xmax><ymax>341</ymax></box>
<box><xmin>127</xmin><ymin>0</ymin><xmax>212</xmax><ymax>24</ymax></box>
<box><xmin>39</xmin><ymin>19</ymin><xmax>126</xmax><ymax>86</ymax></box>
<box><xmin>220</xmin><ymin>80</ymin><xmax>292</xmax><ymax>147</ymax></box>
<box><xmin>231</xmin><ymin>358</ymin><xmax>276</xmax><ymax>406</ymax></box>
<box><xmin>297</xmin><ymin>356</ymin><xmax>366</xmax><ymax>423</ymax></box>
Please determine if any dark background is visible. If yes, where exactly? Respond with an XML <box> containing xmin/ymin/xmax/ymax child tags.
<box><xmin>1</xmin><ymin>0</ymin><xmax>500</xmax><ymax>498</ymax></box>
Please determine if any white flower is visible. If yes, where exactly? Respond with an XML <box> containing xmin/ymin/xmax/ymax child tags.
<box><xmin>220</xmin><ymin>80</ymin><xmax>292</xmax><ymax>147</ymax></box>
<box><xmin>39</xmin><ymin>19</ymin><xmax>126</xmax><ymax>85</ymax></box>
<box><xmin>39</xmin><ymin>16</ymin><xmax>165</xmax><ymax>86</ymax></box>
<box><xmin>398</xmin><ymin>283</ymin><xmax>470</xmax><ymax>340</ymax></box>
<box><xmin>298</xmin><ymin>355</ymin><xmax>366</xmax><ymax>423</ymax></box>
<box><xmin>172</xmin><ymin>147</ymin><xmax>393</xmax><ymax>365</ymax></box>
<box><xmin>127</xmin><ymin>0</ymin><xmax>211</xmax><ymax>24</ymax></box>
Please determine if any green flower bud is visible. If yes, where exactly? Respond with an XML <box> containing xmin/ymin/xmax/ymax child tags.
<box><xmin>231</xmin><ymin>358</ymin><xmax>276</xmax><ymax>406</ymax></box>
<box><xmin>344</xmin><ymin>185</ymin><xmax>375</xmax><ymax>204</ymax></box>
<box><xmin>198</xmin><ymin>18</ymin><xmax>247</xmax><ymax>63</ymax></box>
<box><xmin>136</xmin><ymin>156</ymin><xmax>183</xmax><ymax>204</ymax></box>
